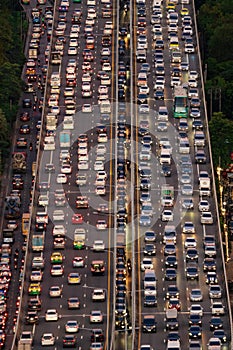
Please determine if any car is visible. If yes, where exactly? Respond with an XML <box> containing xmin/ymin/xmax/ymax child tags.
<box><xmin>186</xmin><ymin>263</ymin><xmax>199</xmax><ymax>280</ymax></box>
<box><xmin>25</xmin><ymin>310</ymin><xmax>39</xmax><ymax>325</ymax></box>
<box><xmin>213</xmin><ymin>329</ymin><xmax>227</xmax><ymax>343</ymax></box>
<box><xmin>93</xmin><ymin>240</ymin><xmax>105</xmax><ymax>252</ymax></box>
<box><xmin>142</xmin><ymin>314</ymin><xmax>157</xmax><ymax>333</ymax></box>
<box><xmin>139</xmin><ymin>215</ymin><xmax>152</xmax><ymax>226</ymax></box>
<box><xmin>201</xmin><ymin>211</ymin><xmax>213</xmax><ymax>224</ymax></box>
<box><xmin>182</xmin><ymin>221</ymin><xmax>195</xmax><ymax>234</ymax></box>
<box><xmin>92</xmin><ymin>289</ymin><xmax>106</xmax><ymax>302</ymax></box>
<box><xmin>164</xmin><ymin>243</ymin><xmax>176</xmax><ymax>256</ymax></box>
<box><xmin>50</xmin><ymin>252</ymin><xmax>63</xmax><ymax>264</ymax></box>
<box><xmin>50</xmin><ymin>264</ymin><xmax>64</xmax><ymax>276</ymax></box>
<box><xmin>207</xmin><ymin>337</ymin><xmax>222</xmax><ymax>349</ymax></box>
<box><xmin>41</xmin><ymin>333</ymin><xmax>55</xmax><ymax>346</ymax></box>
<box><xmin>210</xmin><ymin>317</ymin><xmax>223</xmax><ymax>330</ymax></box>
<box><xmin>56</xmin><ymin>173</ymin><xmax>68</xmax><ymax>184</ymax></box>
<box><xmin>28</xmin><ymin>283</ymin><xmax>41</xmax><ymax>295</ymax></box>
<box><xmin>168</xmin><ymin>298</ymin><xmax>181</xmax><ymax>311</ymax></box>
<box><xmin>189</xmin><ymin>325</ymin><xmax>202</xmax><ymax>339</ymax></box>
<box><xmin>189</xmin><ymin>314</ymin><xmax>202</xmax><ymax>326</ymax></box>
<box><xmin>165</xmin><ymin>268</ymin><xmax>177</xmax><ymax>281</ymax></box>
<box><xmin>186</xmin><ymin>248</ymin><xmax>198</xmax><ymax>262</ymax></box>
<box><xmin>211</xmin><ymin>301</ymin><xmax>225</xmax><ymax>315</ymax></box>
<box><xmin>143</xmin><ymin>244</ymin><xmax>156</xmax><ymax>256</ymax></box>
<box><xmin>209</xmin><ymin>285</ymin><xmax>222</xmax><ymax>299</ymax></box>
<box><xmin>68</xmin><ymin>272</ymin><xmax>81</xmax><ymax>284</ymax></box>
<box><xmin>198</xmin><ymin>200</ymin><xmax>210</xmax><ymax>212</ymax></box>
<box><xmin>63</xmin><ymin>334</ymin><xmax>77</xmax><ymax>347</ymax></box>
<box><xmin>45</xmin><ymin>309</ymin><xmax>58</xmax><ymax>321</ymax></box>
<box><xmin>53</xmin><ymin>210</ymin><xmax>65</xmax><ymax>221</ymax></box>
<box><xmin>65</xmin><ymin>320</ymin><xmax>79</xmax><ymax>333</ymax></box>
<box><xmin>161</xmin><ymin>210</ymin><xmax>174</xmax><ymax>222</ymax></box>
<box><xmin>96</xmin><ymin>220</ymin><xmax>107</xmax><ymax>230</ymax></box>
<box><xmin>49</xmin><ymin>285</ymin><xmax>62</xmax><ymax>297</ymax></box>
<box><xmin>90</xmin><ymin>310</ymin><xmax>103</xmax><ymax>323</ymax></box>
<box><xmin>190</xmin><ymin>289</ymin><xmax>203</xmax><ymax>302</ymax></box>
<box><xmin>72</xmin><ymin>213</ymin><xmax>83</xmax><ymax>224</ymax></box>
<box><xmin>72</xmin><ymin>256</ymin><xmax>85</xmax><ymax>268</ymax></box>
<box><xmin>30</xmin><ymin>270</ymin><xmax>43</xmax><ymax>282</ymax></box>
<box><xmin>184</xmin><ymin>238</ymin><xmax>197</xmax><ymax>249</ymax></box>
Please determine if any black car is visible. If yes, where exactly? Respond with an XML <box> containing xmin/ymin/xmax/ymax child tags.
<box><xmin>22</xmin><ymin>98</ymin><xmax>32</xmax><ymax>108</ymax></box>
<box><xmin>210</xmin><ymin>317</ymin><xmax>223</xmax><ymax>330</ymax></box>
<box><xmin>189</xmin><ymin>325</ymin><xmax>202</xmax><ymax>339</ymax></box>
<box><xmin>63</xmin><ymin>335</ymin><xmax>77</xmax><ymax>347</ymax></box>
<box><xmin>143</xmin><ymin>244</ymin><xmax>156</xmax><ymax>256</ymax></box>
<box><xmin>161</xmin><ymin>164</ymin><xmax>171</xmax><ymax>176</ymax></box>
<box><xmin>195</xmin><ymin>150</ymin><xmax>207</xmax><ymax>163</ymax></box>
<box><xmin>25</xmin><ymin>311</ymin><xmax>39</xmax><ymax>324</ymax></box>
<box><xmin>166</xmin><ymin>285</ymin><xmax>179</xmax><ymax>299</ymax></box>
<box><xmin>28</xmin><ymin>297</ymin><xmax>42</xmax><ymax>311</ymax></box>
<box><xmin>165</xmin><ymin>268</ymin><xmax>177</xmax><ymax>281</ymax></box>
<box><xmin>154</xmin><ymin>89</ymin><xmax>164</xmax><ymax>100</ymax></box>
<box><xmin>144</xmin><ymin>295</ymin><xmax>157</xmax><ymax>307</ymax></box>
<box><xmin>91</xmin><ymin>329</ymin><xmax>104</xmax><ymax>343</ymax></box>
<box><xmin>165</xmin><ymin>255</ymin><xmax>177</xmax><ymax>268</ymax></box>
<box><xmin>189</xmin><ymin>314</ymin><xmax>202</xmax><ymax>326</ymax></box>
<box><xmin>142</xmin><ymin>315</ymin><xmax>157</xmax><ymax>332</ymax></box>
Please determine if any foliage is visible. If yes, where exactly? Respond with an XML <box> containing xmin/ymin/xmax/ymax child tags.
<box><xmin>209</xmin><ymin>113</ymin><xmax>233</xmax><ymax>168</ymax></box>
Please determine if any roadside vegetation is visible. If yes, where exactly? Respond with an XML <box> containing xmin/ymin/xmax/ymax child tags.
<box><xmin>197</xmin><ymin>0</ymin><xmax>233</xmax><ymax>168</ymax></box>
<box><xmin>0</xmin><ymin>0</ymin><xmax>26</xmax><ymax>172</ymax></box>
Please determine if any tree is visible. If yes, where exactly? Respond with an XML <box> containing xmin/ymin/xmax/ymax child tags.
<box><xmin>209</xmin><ymin>112</ymin><xmax>233</xmax><ymax>168</ymax></box>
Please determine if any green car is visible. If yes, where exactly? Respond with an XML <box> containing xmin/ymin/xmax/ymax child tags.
<box><xmin>73</xmin><ymin>0</ymin><xmax>81</xmax><ymax>2</ymax></box>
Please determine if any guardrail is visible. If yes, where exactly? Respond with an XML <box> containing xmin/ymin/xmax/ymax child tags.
<box><xmin>192</xmin><ymin>0</ymin><xmax>233</xmax><ymax>347</ymax></box>
<box><xmin>11</xmin><ymin>0</ymin><xmax>59</xmax><ymax>348</ymax></box>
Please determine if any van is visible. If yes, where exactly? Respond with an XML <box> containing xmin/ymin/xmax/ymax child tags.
<box><xmin>166</xmin><ymin>340</ymin><xmax>181</xmax><ymax>350</ymax></box>
<box><xmin>179</xmin><ymin>140</ymin><xmax>190</xmax><ymax>154</ymax></box>
<box><xmin>160</xmin><ymin>149</ymin><xmax>171</xmax><ymax>164</ymax></box>
<box><xmin>143</xmin><ymin>269</ymin><xmax>157</xmax><ymax>288</ymax></box>
<box><xmin>171</xmin><ymin>50</ymin><xmax>181</xmax><ymax>63</ymax></box>
<box><xmin>44</xmin><ymin>136</ymin><xmax>55</xmax><ymax>150</ymax></box>
<box><xmin>194</xmin><ymin>131</ymin><xmax>205</xmax><ymax>147</ymax></box>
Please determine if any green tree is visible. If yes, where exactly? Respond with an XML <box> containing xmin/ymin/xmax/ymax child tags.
<box><xmin>209</xmin><ymin>112</ymin><xmax>233</xmax><ymax>168</ymax></box>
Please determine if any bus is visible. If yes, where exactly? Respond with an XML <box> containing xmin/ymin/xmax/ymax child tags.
<box><xmin>22</xmin><ymin>213</ymin><xmax>30</xmax><ymax>236</ymax></box>
<box><xmin>51</xmin><ymin>51</ymin><xmax>62</xmax><ymax>65</ymax></box>
<box><xmin>91</xmin><ymin>260</ymin><xmax>105</xmax><ymax>275</ymax></box>
<box><xmin>173</xmin><ymin>86</ymin><xmax>188</xmax><ymax>118</ymax></box>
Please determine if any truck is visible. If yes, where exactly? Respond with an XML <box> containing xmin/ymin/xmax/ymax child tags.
<box><xmin>22</xmin><ymin>213</ymin><xmax>30</xmax><ymax>236</ymax></box>
<box><xmin>116</xmin><ymin>233</ymin><xmax>126</xmax><ymax>260</ymax></box>
<box><xmin>5</xmin><ymin>196</ymin><xmax>21</xmax><ymax>219</ymax></box>
<box><xmin>12</xmin><ymin>152</ymin><xmax>27</xmax><ymax>173</ymax></box>
<box><xmin>161</xmin><ymin>185</ymin><xmax>174</xmax><ymax>207</ymax></box>
<box><xmin>60</xmin><ymin>131</ymin><xmax>71</xmax><ymax>148</ymax></box>
<box><xmin>32</xmin><ymin>232</ymin><xmax>45</xmax><ymax>252</ymax></box>
<box><xmin>73</xmin><ymin>228</ymin><xmax>86</xmax><ymax>249</ymax></box>
<box><xmin>198</xmin><ymin>171</ymin><xmax>211</xmax><ymax>196</ymax></box>
<box><xmin>46</xmin><ymin>114</ymin><xmax>57</xmax><ymax>130</ymax></box>
<box><xmin>165</xmin><ymin>308</ymin><xmax>178</xmax><ymax>331</ymax></box>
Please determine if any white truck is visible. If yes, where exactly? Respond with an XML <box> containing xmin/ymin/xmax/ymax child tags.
<box><xmin>199</xmin><ymin>171</ymin><xmax>211</xmax><ymax>196</ymax></box>
<box><xmin>161</xmin><ymin>185</ymin><xmax>174</xmax><ymax>207</ymax></box>
<box><xmin>46</xmin><ymin>114</ymin><xmax>57</xmax><ymax>130</ymax></box>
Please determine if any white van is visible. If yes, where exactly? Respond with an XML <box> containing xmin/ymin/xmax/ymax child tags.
<box><xmin>44</xmin><ymin>136</ymin><xmax>55</xmax><ymax>150</ymax></box>
<box><xmin>63</xmin><ymin>116</ymin><xmax>74</xmax><ymax>130</ymax></box>
<box><xmin>143</xmin><ymin>269</ymin><xmax>157</xmax><ymax>288</ymax></box>
<box><xmin>160</xmin><ymin>149</ymin><xmax>171</xmax><ymax>164</ymax></box>
<box><xmin>158</xmin><ymin>106</ymin><xmax>168</xmax><ymax>121</ymax></box>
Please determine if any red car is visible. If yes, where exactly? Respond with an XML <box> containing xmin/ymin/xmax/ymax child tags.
<box><xmin>168</xmin><ymin>298</ymin><xmax>181</xmax><ymax>311</ymax></box>
<box><xmin>72</xmin><ymin>214</ymin><xmax>84</xmax><ymax>224</ymax></box>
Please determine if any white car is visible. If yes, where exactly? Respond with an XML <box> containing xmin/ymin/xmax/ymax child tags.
<box><xmin>90</xmin><ymin>310</ymin><xmax>103</xmax><ymax>323</ymax></box>
<box><xmin>53</xmin><ymin>210</ymin><xmax>65</xmax><ymax>221</ymax></box>
<box><xmin>69</xmin><ymin>38</ymin><xmax>78</xmax><ymax>47</ymax></box>
<box><xmin>198</xmin><ymin>200</ymin><xmax>210</xmax><ymax>212</ymax></box>
<box><xmin>98</xmin><ymin>133</ymin><xmax>108</xmax><ymax>143</ymax></box>
<box><xmin>50</xmin><ymin>265</ymin><xmax>64</xmax><ymax>276</ymax></box>
<box><xmin>101</xmin><ymin>48</ymin><xmax>111</xmax><ymax>56</ymax></box>
<box><xmin>41</xmin><ymin>333</ymin><xmax>55</xmax><ymax>346</ymax></box>
<box><xmin>189</xmin><ymin>304</ymin><xmax>203</xmax><ymax>317</ymax></box>
<box><xmin>95</xmin><ymin>186</ymin><xmax>106</xmax><ymax>195</ymax></box>
<box><xmin>53</xmin><ymin>225</ymin><xmax>66</xmax><ymax>236</ymax></box>
<box><xmin>185</xmin><ymin>43</ymin><xmax>195</xmax><ymax>53</ymax></box>
<box><xmin>184</xmin><ymin>237</ymin><xmax>197</xmax><ymax>249</ymax></box>
<box><xmin>30</xmin><ymin>270</ymin><xmax>43</xmax><ymax>282</ymax></box>
<box><xmin>68</xmin><ymin>46</ymin><xmax>78</xmax><ymax>55</ymax></box>
<box><xmin>38</xmin><ymin>195</ymin><xmax>49</xmax><ymax>207</ymax></box>
<box><xmin>141</xmin><ymin>258</ymin><xmax>154</xmax><ymax>271</ymax></box>
<box><xmin>49</xmin><ymin>286</ymin><xmax>62</xmax><ymax>297</ymax></box>
<box><xmin>161</xmin><ymin>210</ymin><xmax>174</xmax><ymax>222</ymax></box>
<box><xmin>92</xmin><ymin>289</ymin><xmax>106</xmax><ymax>301</ymax></box>
<box><xmin>78</xmin><ymin>160</ymin><xmax>89</xmax><ymax>170</ymax></box>
<box><xmin>211</xmin><ymin>301</ymin><xmax>225</xmax><ymax>315</ymax></box>
<box><xmin>56</xmin><ymin>173</ymin><xmax>68</xmax><ymax>184</ymax></box>
<box><xmin>201</xmin><ymin>212</ymin><xmax>213</xmax><ymax>224</ymax></box>
<box><xmin>73</xmin><ymin>257</ymin><xmax>85</xmax><ymax>268</ymax></box>
<box><xmin>94</xmin><ymin>161</ymin><xmax>104</xmax><ymax>171</ymax></box>
<box><xmin>207</xmin><ymin>338</ymin><xmax>221</xmax><ymax>350</ymax></box>
<box><xmin>93</xmin><ymin>240</ymin><xmax>105</xmax><ymax>251</ymax></box>
<box><xmin>82</xmin><ymin>73</ymin><xmax>92</xmax><ymax>83</ymax></box>
<box><xmin>82</xmin><ymin>104</ymin><xmax>93</xmax><ymax>113</ymax></box>
<box><xmin>45</xmin><ymin>309</ymin><xmax>59</xmax><ymax>321</ymax></box>
<box><xmin>96</xmin><ymin>220</ymin><xmax>107</xmax><ymax>230</ymax></box>
<box><xmin>65</xmin><ymin>320</ymin><xmax>79</xmax><ymax>333</ymax></box>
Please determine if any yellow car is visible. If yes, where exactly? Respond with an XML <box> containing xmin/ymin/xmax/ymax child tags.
<box><xmin>28</xmin><ymin>283</ymin><xmax>41</xmax><ymax>295</ymax></box>
<box><xmin>68</xmin><ymin>272</ymin><xmax>81</xmax><ymax>284</ymax></box>
<box><xmin>180</xmin><ymin>8</ymin><xmax>189</xmax><ymax>16</ymax></box>
<box><xmin>50</xmin><ymin>252</ymin><xmax>63</xmax><ymax>264</ymax></box>
<box><xmin>166</xmin><ymin>2</ymin><xmax>176</xmax><ymax>10</ymax></box>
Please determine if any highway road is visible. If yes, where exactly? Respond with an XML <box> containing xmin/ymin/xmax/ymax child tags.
<box><xmin>0</xmin><ymin>0</ymin><xmax>231</xmax><ymax>349</ymax></box>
